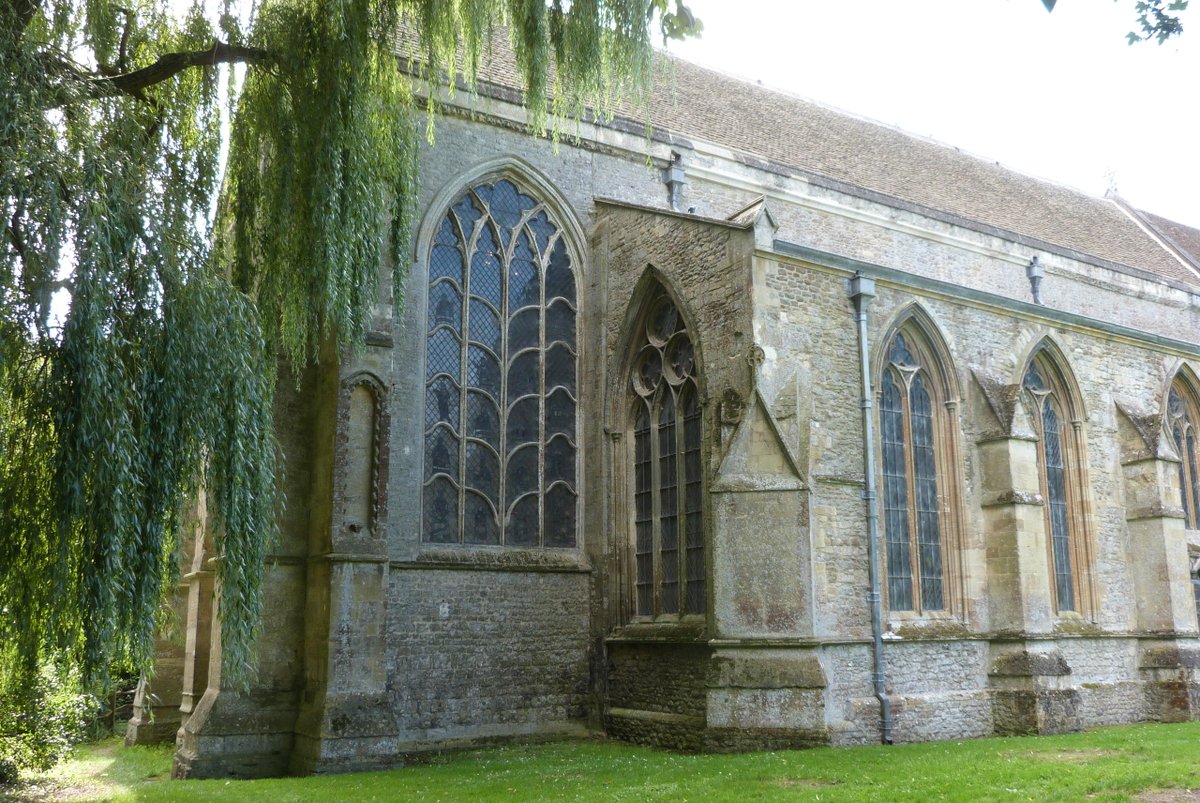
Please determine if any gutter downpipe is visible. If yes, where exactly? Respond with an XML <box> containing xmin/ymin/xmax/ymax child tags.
<box><xmin>849</xmin><ymin>271</ymin><xmax>893</xmax><ymax>745</ymax></box>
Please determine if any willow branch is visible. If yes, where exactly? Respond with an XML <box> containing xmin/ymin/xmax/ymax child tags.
<box><xmin>92</xmin><ymin>39</ymin><xmax>270</xmax><ymax>97</ymax></box>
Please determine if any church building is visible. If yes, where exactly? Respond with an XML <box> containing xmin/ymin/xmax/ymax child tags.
<box><xmin>126</xmin><ymin>43</ymin><xmax>1200</xmax><ymax>776</ymax></box>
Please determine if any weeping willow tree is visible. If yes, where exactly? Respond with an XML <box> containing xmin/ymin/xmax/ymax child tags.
<box><xmin>0</xmin><ymin>0</ymin><xmax>701</xmax><ymax>709</ymax></box>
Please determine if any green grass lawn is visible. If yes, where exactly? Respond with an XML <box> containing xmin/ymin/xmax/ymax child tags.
<box><xmin>9</xmin><ymin>723</ymin><xmax>1200</xmax><ymax>802</ymax></box>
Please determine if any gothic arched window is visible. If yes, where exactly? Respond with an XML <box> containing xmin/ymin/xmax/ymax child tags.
<box><xmin>422</xmin><ymin>178</ymin><xmax>578</xmax><ymax>547</ymax></box>
<box><xmin>879</xmin><ymin>331</ymin><xmax>949</xmax><ymax>613</ymax></box>
<box><xmin>631</xmin><ymin>292</ymin><xmax>704</xmax><ymax>618</ymax></box>
<box><xmin>1168</xmin><ymin>380</ymin><xmax>1200</xmax><ymax>530</ymax></box>
<box><xmin>1023</xmin><ymin>351</ymin><xmax>1084</xmax><ymax>612</ymax></box>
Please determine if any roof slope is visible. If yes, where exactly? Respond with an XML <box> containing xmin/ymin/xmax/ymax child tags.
<box><xmin>398</xmin><ymin>31</ymin><xmax>1197</xmax><ymax>288</ymax></box>
<box><xmin>1139</xmin><ymin>209</ymin><xmax>1200</xmax><ymax>274</ymax></box>
<box><xmin>631</xmin><ymin>57</ymin><xmax>1197</xmax><ymax>286</ymax></box>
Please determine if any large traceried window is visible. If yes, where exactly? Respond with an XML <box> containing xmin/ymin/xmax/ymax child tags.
<box><xmin>1023</xmin><ymin>350</ymin><xmax>1083</xmax><ymax>613</ymax></box>
<box><xmin>1168</xmin><ymin>380</ymin><xmax>1200</xmax><ymax>530</ymax></box>
<box><xmin>422</xmin><ymin>178</ymin><xmax>578</xmax><ymax>547</ymax></box>
<box><xmin>630</xmin><ymin>291</ymin><xmax>704</xmax><ymax>618</ymax></box>
<box><xmin>880</xmin><ymin>331</ymin><xmax>948</xmax><ymax>613</ymax></box>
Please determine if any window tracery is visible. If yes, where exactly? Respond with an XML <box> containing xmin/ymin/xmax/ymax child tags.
<box><xmin>1168</xmin><ymin>382</ymin><xmax>1200</xmax><ymax>529</ymax></box>
<box><xmin>880</xmin><ymin>331</ymin><xmax>947</xmax><ymax>613</ymax></box>
<box><xmin>631</xmin><ymin>292</ymin><xmax>704</xmax><ymax>618</ymax></box>
<box><xmin>1022</xmin><ymin>352</ymin><xmax>1082</xmax><ymax>612</ymax></box>
<box><xmin>422</xmin><ymin>178</ymin><xmax>578</xmax><ymax>547</ymax></box>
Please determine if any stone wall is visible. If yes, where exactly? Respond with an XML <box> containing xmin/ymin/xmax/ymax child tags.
<box><xmin>168</xmin><ymin>88</ymin><xmax>1200</xmax><ymax>777</ymax></box>
<box><xmin>387</xmin><ymin>567</ymin><xmax>591</xmax><ymax>747</ymax></box>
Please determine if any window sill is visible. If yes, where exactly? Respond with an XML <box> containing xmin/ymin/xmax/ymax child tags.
<box><xmin>409</xmin><ymin>545</ymin><xmax>591</xmax><ymax>573</ymax></box>
<box><xmin>885</xmin><ymin>612</ymin><xmax>970</xmax><ymax>640</ymax></box>
<box><xmin>608</xmin><ymin>619</ymin><xmax>708</xmax><ymax>643</ymax></box>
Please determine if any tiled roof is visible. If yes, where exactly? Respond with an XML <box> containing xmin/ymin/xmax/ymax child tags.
<box><xmin>396</xmin><ymin>30</ymin><xmax>1198</xmax><ymax>289</ymax></box>
<box><xmin>630</xmin><ymin>57</ymin><xmax>1199</xmax><ymax>287</ymax></box>
<box><xmin>1138</xmin><ymin>209</ymin><xmax>1200</xmax><ymax>276</ymax></box>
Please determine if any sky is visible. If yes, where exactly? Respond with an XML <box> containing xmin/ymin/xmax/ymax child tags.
<box><xmin>666</xmin><ymin>0</ymin><xmax>1199</xmax><ymax>227</ymax></box>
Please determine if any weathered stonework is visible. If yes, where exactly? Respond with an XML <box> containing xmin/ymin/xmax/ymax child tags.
<box><xmin>141</xmin><ymin>43</ymin><xmax>1200</xmax><ymax>777</ymax></box>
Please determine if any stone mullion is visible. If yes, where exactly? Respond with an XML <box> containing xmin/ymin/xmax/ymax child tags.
<box><xmin>457</xmin><ymin>220</ymin><xmax>478</xmax><ymax>545</ymax></box>
<box><xmin>900</xmin><ymin>369</ymin><xmax>921</xmax><ymax>614</ymax></box>
<box><xmin>534</xmin><ymin>216</ymin><xmax>546</xmax><ymax>547</ymax></box>
<box><xmin>651</xmin><ymin>386</ymin><xmax>663</xmax><ymax>618</ymax></box>
<box><xmin>674</xmin><ymin>386</ymin><xmax>687</xmax><ymax>614</ymax></box>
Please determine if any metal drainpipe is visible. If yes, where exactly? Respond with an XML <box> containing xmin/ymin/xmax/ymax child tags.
<box><xmin>848</xmin><ymin>271</ymin><xmax>893</xmax><ymax>745</ymax></box>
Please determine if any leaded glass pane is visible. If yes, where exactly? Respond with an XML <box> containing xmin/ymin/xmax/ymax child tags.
<box><xmin>463</xmin><ymin>491</ymin><xmax>499</xmax><ymax>545</ymax></box>
<box><xmin>466</xmin><ymin>390</ymin><xmax>499</xmax><ymax>449</ymax></box>
<box><xmin>491</xmin><ymin>179</ymin><xmax>525</xmax><ymax>250</ymax></box>
<box><xmin>888</xmin><ymin>332</ymin><xmax>916</xmax><ymax>367</ymax></box>
<box><xmin>659</xmin><ymin>400</ymin><xmax>679</xmax><ymax>615</ymax></box>
<box><xmin>1023</xmin><ymin>362</ymin><xmax>1047</xmax><ymax>393</ymax></box>
<box><xmin>430</xmin><ymin>241</ymin><xmax>463</xmax><ymax>285</ymax></box>
<box><xmin>424</xmin><ymin>426</ymin><xmax>459</xmax><ymax>479</ymax></box>
<box><xmin>634</xmin><ymin>407</ymin><xmax>654</xmax><ymax>616</ymax></box>
<box><xmin>507</xmin><ymin>494</ymin><xmax>539</xmax><ymax>546</ymax></box>
<box><xmin>881</xmin><ymin>370</ymin><xmax>913</xmax><ymax>611</ymax></box>
<box><xmin>546</xmin><ymin>298</ymin><xmax>575</xmax><ymax>348</ymax></box>
<box><xmin>470</xmin><ymin>224</ymin><xmax>503</xmax><ymax>308</ymax></box>
<box><xmin>425</xmin><ymin>376</ymin><xmax>459</xmax><ymax>431</ymax></box>
<box><xmin>629</xmin><ymin>293</ymin><xmax>704</xmax><ymax>619</ymax></box>
<box><xmin>464</xmin><ymin>441</ymin><xmax>499</xmax><ymax>508</ymax></box>
<box><xmin>530</xmin><ymin>211</ymin><xmax>555</xmax><ymax>257</ymax></box>
<box><xmin>467</xmin><ymin>345</ymin><xmax>500</xmax><ymax>400</ymax></box>
<box><xmin>508</xmin><ymin>232</ymin><xmax>539</xmax><ymax>310</ymax></box>
<box><xmin>468</xmin><ymin>298</ymin><xmax>500</xmax><ymax>352</ymax></box>
<box><xmin>683</xmin><ymin>386</ymin><xmax>705</xmax><ymax>616</ymax></box>
<box><xmin>545</xmin><ymin>238</ymin><xmax>575</xmax><ymax>300</ymax></box>
<box><xmin>911</xmin><ymin>376</ymin><xmax>944</xmax><ymax>611</ymax></box>
<box><xmin>508</xmin><ymin>307</ymin><xmax>540</xmax><ymax>354</ymax></box>
<box><xmin>545</xmin><ymin>387</ymin><xmax>575</xmax><ymax>439</ymax></box>
<box><xmin>1042</xmin><ymin>401</ymin><xmax>1075</xmax><ymax>611</ymax></box>
<box><xmin>451</xmin><ymin>193</ymin><xmax>482</xmax><ymax>239</ymax></box>
<box><xmin>649</xmin><ymin>298</ymin><xmax>679</xmax><ymax>343</ymax></box>
<box><xmin>506</xmin><ymin>443</ymin><xmax>539</xmax><ymax>502</ymax></box>
<box><xmin>506</xmin><ymin>396</ymin><xmax>540</xmax><ymax>445</ymax></box>
<box><xmin>545</xmin><ymin>484</ymin><xmax>577</xmax><ymax>548</ymax></box>
<box><xmin>546</xmin><ymin>343</ymin><xmax>576</xmax><ymax>394</ymax></box>
<box><xmin>422</xmin><ymin>178</ymin><xmax>577</xmax><ymax>547</ymax></box>
<box><xmin>507</xmin><ymin>351</ymin><xmax>539</xmax><ymax>402</ymax></box>
<box><xmin>424</xmin><ymin>477</ymin><xmax>458</xmax><ymax>543</ymax></box>
<box><xmin>545</xmin><ymin>434</ymin><xmax>575</xmax><ymax>487</ymax></box>
<box><xmin>426</xmin><ymin>329</ymin><xmax>461</xmax><ymax>382</ymax></box>
<box><xmin>428</xmin><ymin>281</ymin><xmax>462</xmax><ymax>332</ymax></box>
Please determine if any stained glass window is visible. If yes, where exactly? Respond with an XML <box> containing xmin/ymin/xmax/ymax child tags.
<box><xmin>422</xmin><ymin>179</ymin><xmax>578</xmax><ymax>547</ymax></box>
<box><xmin>1168</xmin><ymin>384</ymin><xmax>1200</xmax><ymax>530</ymax></box>
<box><xmin>631</xmin><ymin>291</ymin><xmax>705</xmax><ymax>618</ymax></box>
<box><xmin>1023</xmin><ymin>355</ymin><xmax>1077</xmax><ymax>612</ymax></box>
<box><xmin>880</xmin><ymin>332</ymin><xmax>945</xmax><ymax>612</ymax></box>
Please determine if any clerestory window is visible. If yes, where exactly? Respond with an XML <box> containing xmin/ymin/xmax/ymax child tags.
<box><xmin>880</xmin><ymin>331</ymin><xmax>947</xmax><ymax>613</ymax></box>
<box><xmin>631</xmin><ymin>291</ymin><xmax>705</xmax><ymax>618</ymax></box>
<box><xmin>422</xmin><ymin>178</ymin><xmax>578</xmax><ymax>547</ymax></box>
<box><xmin>1168</xmin><ymin>381</ymin><xmax>1200</xmax><ymax>530</ymax></box>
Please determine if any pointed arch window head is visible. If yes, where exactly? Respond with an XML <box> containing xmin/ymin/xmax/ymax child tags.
<box><xmin>1168</xmin><ymin>383</ymin><xmax>1200</xmax><ymax>530</ymax></box>
<box><xmin>631</xmin><ymin>291</ymin><xmax>704</xmax><ymax>619</ymax></box>
<box><xmin>880</xmin><ymin>331</ymin><xmax>949</xmax><ymax>613</ymax></box>
<box><xmin>422</xmin><ymin>178</ymin><xmax>578</xmax><ymax>548</ymax></box>
<box><xmin>1022</xmin><ymin>352</ymin><xmax>1082</xmax><ymax>613</ymax></box>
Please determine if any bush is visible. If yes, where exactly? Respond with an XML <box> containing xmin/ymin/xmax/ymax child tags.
<box><xmin>0</xmin><ymin>663</ymin><xmax>95</xmax><ymax>782</ymax></box>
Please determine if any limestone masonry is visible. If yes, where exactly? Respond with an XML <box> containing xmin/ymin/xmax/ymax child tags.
<box><xmin>124</xmin><ymin>44</ymin><xmax>1200</xmax><ymax>776</ymax></box>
